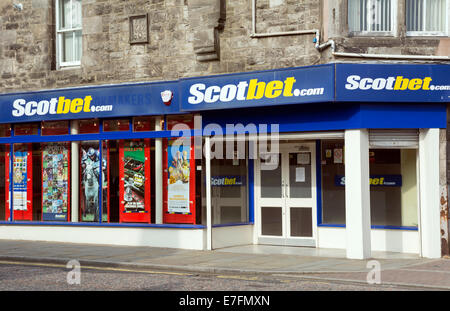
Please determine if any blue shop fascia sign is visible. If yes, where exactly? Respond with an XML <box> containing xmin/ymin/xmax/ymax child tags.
<box><xmin>0</xmin><ymin>63</ymin><xmax>448</xmax><ymax>123</ymax></box>
<box><xmin>336</xmin><ymin>63</ymin><xmax>450</xmax><ymax>103</ymax></box>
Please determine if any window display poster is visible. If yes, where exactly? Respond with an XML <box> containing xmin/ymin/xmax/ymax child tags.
<box><xmin>167</xmin><ymin>140</ymin><xmax>190</xmax><ymax>214</ymax></box>
<box><xmin>122</xmin><ymin>141</ymin><xmax>146</xmax><ymax>212</ymax></box>
<box><xmin>333</xmin><ymin>148</ymin><xmax>343</xmax><ymax>164</ymax></box>
<box><xmin>42</xmin><ymin>144</ymin><xmax>69</xmax><ymax>221</ymax></box>
<box><xmin>80</xmin><ymin>143</ymin><xmax>107</xmax><ymax>222</ymax></box>
<box><xmin>12</xmin><ymin>151</ymin><xmax>28</xmax><ymax>211</ymax></box>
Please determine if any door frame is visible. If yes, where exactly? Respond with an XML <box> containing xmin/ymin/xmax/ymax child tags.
<box><xmin>254</xmin><ymin>141</ymin><xmax>317</xmax><ymax>247</ymax></box>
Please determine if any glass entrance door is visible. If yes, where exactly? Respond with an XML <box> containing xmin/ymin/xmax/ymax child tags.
<box><xmin>257</xmin><ymin>143</ymin><xmax>316</xmax><ymax>247</ymax></box>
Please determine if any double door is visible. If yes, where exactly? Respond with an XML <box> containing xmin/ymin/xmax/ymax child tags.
<box><xmin>256</xmin><ymin>143</ymin><xmax>317</xmax><ymax>247</ymax></box>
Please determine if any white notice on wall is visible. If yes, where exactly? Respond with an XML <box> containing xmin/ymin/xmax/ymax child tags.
<box><xmin>295</xmin><ymin>167</ymin><xmax>305</xmax><ymax>182</ymax></box>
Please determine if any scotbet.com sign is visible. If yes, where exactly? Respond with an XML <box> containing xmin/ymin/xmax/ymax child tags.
<box><xmin>0</xmin><ymin>63</ymin><xmax>448</xmax><ymax>123</ymax></box>
<box><xmin>181</xmin><ymin>64</ymin><xmax>334</xmax><ymax>111</ymax></box>
<box><xmin>337</xmin><ymin>63</ymin><xmax>450</xmax><ymax>102</ymax></box>
<box><xmin>0</xmin><ymin>81</ymin><xmax>179</xmax><ymax>123</ymax></box>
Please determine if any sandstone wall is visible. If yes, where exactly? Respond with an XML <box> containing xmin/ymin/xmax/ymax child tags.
<box><xmin>0</xmin><ymin>0</ymin><xmax>323</xmax><ymax>93</ymax></box>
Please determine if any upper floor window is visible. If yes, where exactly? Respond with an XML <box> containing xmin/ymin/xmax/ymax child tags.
<box><xmin>348</xmin><ymin>0</ymin><xmax>395</xmax><ymax>34</ymax></box>
<box><xmin>56</xmin><ymin>0</ymin><xmax>82</xmax><ymax>68</ymax></box>
<box><xmin>406</xmin><ymin>0</ymin><xmax>448</xmax><ymax>36</ymax></box>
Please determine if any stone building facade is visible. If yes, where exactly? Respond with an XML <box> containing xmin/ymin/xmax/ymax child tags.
<box><xmin>0</xmin><ymin>0</ymin><xmax>449</xmax><ymax>256</ymax></box>
<box><xmin>1</xmin><ymin>0</ymin><xmax>448</xmax><ymax>90</ymax></box>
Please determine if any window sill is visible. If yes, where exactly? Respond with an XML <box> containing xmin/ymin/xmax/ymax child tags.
<box><xmin>348</xmin><ymin>31</ymin><xmax>395</xmax><ymax>37</ymax></box>
<box><xmin>57</xmin><ymin>64</ymin><xmax>81</xmax><ymax>71</ymax></box>
<box><xmin>0</xmin><ymin>221</ymin><xmax>206</xmax><ymax>229</ymax></box>
<box><xmin>318</xmin><ymin>224</ymin><xmax>418</xmax><ymax>231</ymax></box>
<box><xmin>406</xmin><ymin>32</ymin><xmax>448</xmax><ymax>37</ymax></box>
<box><xmin>212</xmin><ymin>222</ymin><xmax>253</xmax><ymax>228</ymax></box>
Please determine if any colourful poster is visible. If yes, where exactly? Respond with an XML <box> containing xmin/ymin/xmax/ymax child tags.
<box><xmin>42</xmin><ymin>144</ymin><xmax>69</xmax><ymax>221</ymax></box>
<box><xmin>167</xmin><ymin>140</ymin><xmax>190</xmax><ymax>214</ymax></box>
<box><xmin>123</xmin><ymin>141</ymin><xmax>146</xmax><ymax>212</ymax></box>
<box><xmin>12</xmin><ymin>151</ymin><xmax>28</xmax><ymax>211</ymax></box>
<box><xmin>80</xmin><ymin>143</ymin><xmax>107</xmax><ymax>222</ymax></box>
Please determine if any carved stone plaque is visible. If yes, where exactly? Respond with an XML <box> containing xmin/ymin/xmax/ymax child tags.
<box><xmin>129</xmin><ymin>14</ymin><xmax>148</xmax><ymax>44</ymax></box>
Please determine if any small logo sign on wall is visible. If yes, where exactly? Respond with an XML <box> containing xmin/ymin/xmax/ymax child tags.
<box><xmin>161</xmin><ymin>90</ymin><xmax>173</xmax><ymax>106</ymax></box>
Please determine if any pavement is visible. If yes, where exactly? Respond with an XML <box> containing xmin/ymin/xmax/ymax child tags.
<box><xmin>0</xmin><ymin>239</ymin><xmax>449</xmax><ymax>290</ymax></box>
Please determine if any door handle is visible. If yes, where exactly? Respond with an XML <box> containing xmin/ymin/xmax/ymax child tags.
<box><xmin>281</xmin><ymin>180</ymin><xmax>284</xmax><ymax>198</ymax></box>
<box><xmin>284</xmin><ymin>182</ymin><xmax>288</xmax><ymax>198</ymax></box>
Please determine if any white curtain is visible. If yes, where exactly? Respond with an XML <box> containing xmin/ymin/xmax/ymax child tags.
<box><xmin>72</xmin><ymin>0</ymin><xmax>82</xmax><ymax>29</ymax></box>
<box><xmin>63</xmin><ymin>32</ymin><xmax>74</xmax><ymax>62</ymax></box>
<box><xmin>60</xmin><ymin>0</ymin><xmax>71</xmax><ymax>29</ymax></box>
<box><xmin>407</xmin><ymin>0</ymin><xmax>447</xmax><ymax>32</ymax></box>
<box><xmin>348</xmin><ymin>0</ymin><xmax>392</xmax><ymax>32</ymax></box>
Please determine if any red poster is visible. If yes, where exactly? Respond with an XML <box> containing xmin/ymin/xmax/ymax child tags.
<box><xmin>163</xmin><ymin>137</ymin><xmax>196</xmax><ymax>224</ymax></box>
<box><xmin>119</xmin><ymin>139</ymin><xmax>151</xmax><ymax>223</ymax></box>
<box><xmin>5</xmin><ymin>144</ymin><xmax>33</xmax><ymax>221</ymax></box>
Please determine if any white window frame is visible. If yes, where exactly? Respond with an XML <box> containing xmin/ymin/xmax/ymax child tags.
<box><xmin>55</xmin><ymin>0</ymin><xmax>82</xmax><ymax>69</ymax></box>
<box><xmin>348</xmin><ymin>0</ymin><xmax>398</xmax><ymax>36</ymax></box>
<box><xmin>406</xmin><ymin>0</ymin><xmax>449</xmax><ymax>37</ymax></box>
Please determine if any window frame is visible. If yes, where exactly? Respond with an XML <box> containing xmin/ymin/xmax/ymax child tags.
<box><xmin>348</xmin><ymin>0</ymin><xmax>398</xmax><ymax>37</ymax></box>
<box><xmin>55</xmin><ymin>0</ymin><xmax>82</xmax><ymax>69</ymax></box>
<box><xmin>406</xmin><ymin>0</ymin><xmax>449</xmax><ymax>37</ymax></box>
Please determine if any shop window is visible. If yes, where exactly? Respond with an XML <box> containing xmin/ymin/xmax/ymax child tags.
<box><xmin>6</xmin><ymin>144</ymin><xmax>33</xmax><ymax>221</ymax></box>
<box><xmin>320</xmin><ymin>140</ymin><xmax>346</xmax><ymax>225</ymax></box>
<box><xmin>0</xmin><ymin>145</ymin><xmax>6</xmax><ymax>220</ymax></box>
<box><xmin>369</xmin><ymin>149</ymin><xmax>418</xmax><ymax>227</ymax></box>
<box><xmin>348</xmin><ymin>0</ymin><xmax>394</xmax><ymax>34</ymax></box>
<box><xmin>103</xmin><ymin>119</ymin><xmax>130</xmax><ymax>132</ymax></box>
<box><xmin>42</xmin><ymin>121</ymin><xmax>69</xmax><ymax>136</ymax></box>
<box><xmin>41</xmin><ymin>143</ymin><xmax>71</xmax><ymax>221</ymax></box>
<box><xmin>163</xmin><ymin>115</ymin><xmax>198</xmax><ymax>224</ymax></box>
<box><xmin>4</xmin><ymin>143</ymin><xmax>71</xmax><ymax>222</ymax></box>
<box><xmin>0</xmin><ymin>124</ymin><xmax>11</xmax><ymax>137</ymax></box>
<box><xmin>81</xmin><ymin>139</ymin><xmax>154</xmax><ymax>224</ymax></box>
<box><xmin>320</xmin><ymin>141</ymin><xmax>419</xmax><ymax>228</ymax></box>
<box><xmin>79</xmin><ymin>141</ymin><xmax>107</xmax><ymax>222</ymax></box>
<box><xmin>133</xmin><ymin>116</ymin><xmax>161</xmax><ymax>132</ymax></box>
<box><xmin>406</xmin><ymin>0</ymin><xmax>448</xmax><ymax>36</ymax></box>
<box><xmin>14</xmin><ymin>123</ymin><xmax>39</xmax><ymax>136</ymax></box>
<box><xmin>164</xmin><ymin>136</ymin><xmax>197</xmax><ymax>224</ymax></box>
<box><xmin>203</xmin><ymin>141</ymin><xmax>249</xmax><ymax>225</ymax></box>
<box><xmin>78</xmin><ymin>119</ymin><xmax>99</xmax><ymax>134</ymax></box>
